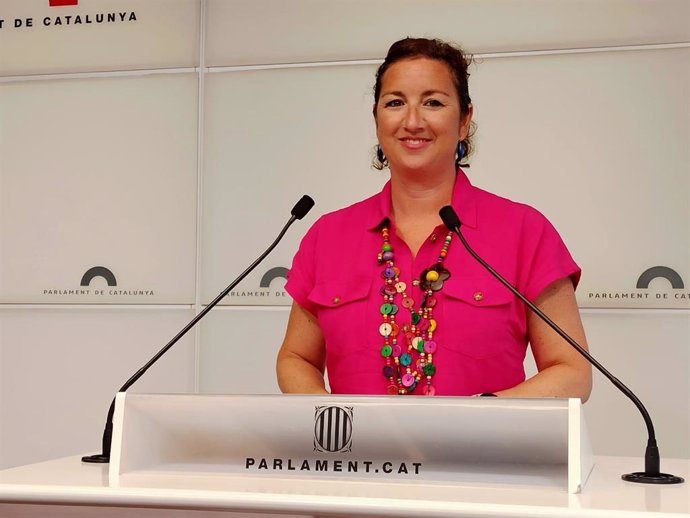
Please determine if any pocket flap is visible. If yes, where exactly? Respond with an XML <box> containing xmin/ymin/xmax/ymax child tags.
<box><xmin>444</xmin><ymin>276</ymin><xmax>513</xmax><ymax>307</ymax></box>
<box><xmin>307</xmin><ymin>279</ymin><xmax>371</xmax><ymax>308</ymax></box>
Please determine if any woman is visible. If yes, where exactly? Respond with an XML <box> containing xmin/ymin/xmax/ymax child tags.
<box><xmin>277</xmin><ymin>37</ymin><xmax>592</xmax><ymax>400</ymax></box>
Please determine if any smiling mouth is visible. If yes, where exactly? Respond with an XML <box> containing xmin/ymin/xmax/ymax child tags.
<box><xmin>399</xmin><ymin>138</ymin><xmax>432</xmax><ymax>149</ymax></box>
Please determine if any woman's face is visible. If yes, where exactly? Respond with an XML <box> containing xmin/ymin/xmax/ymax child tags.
<box><xmin>375</xmin><ymin>57</ymin><xmax>472</xmax><ymax>175</ymax></box>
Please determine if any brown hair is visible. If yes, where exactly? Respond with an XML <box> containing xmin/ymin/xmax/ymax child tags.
<box><xmin>372</xmin><ymin>37</ymin><xmax>476</xmax><ymax>169</ymax></box>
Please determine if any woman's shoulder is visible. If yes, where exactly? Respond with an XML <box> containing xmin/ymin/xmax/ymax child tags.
<box><xmin>470</xmin><ymin>183</ymin><xmax>553</xmax><ymax>230</ymax></box>
<box><xmin>311</xmin><ymin>190</ymin><xmax>384</xmax><ymax>230</ymax></box>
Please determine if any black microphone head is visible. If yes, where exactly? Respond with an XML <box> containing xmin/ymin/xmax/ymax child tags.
<box><xmin>439</xmin><ymin>205</ymin><xmax>461</xmax><ymax>230</ymax></box>
<box><xmin>291</xmin><ymin>195</ymin><xmax>315</xmax><ymax>220</ymax></box>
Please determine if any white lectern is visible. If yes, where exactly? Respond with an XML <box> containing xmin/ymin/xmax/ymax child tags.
<box><xmin>110</xmin><ymin>393</ymin><xmax>592</xmax><ymax>494</ymax></box>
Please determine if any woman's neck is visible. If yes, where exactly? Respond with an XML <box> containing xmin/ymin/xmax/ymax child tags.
<box><xmin>389</xmin><ymin>168</ymin><xmax>456</xmax><ymax>222</ymax></box>
<box><xmin>388</xmin><ymin>168</ymin><xmax>456</xmax><ymax>259</ymax></box>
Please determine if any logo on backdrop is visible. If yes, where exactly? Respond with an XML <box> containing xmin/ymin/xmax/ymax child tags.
<box><xmin>0</xmin><ymin>1</ymin><xmax>137</xmax><ymax>31</ymax></box>
<box><xmin>260</xmin><ymin>267</ymin><xmax>288</xmax><ymax>288</ymax></box>
<box><xmin>80</xmin><ymin>266</ymin><xmax>116</xmax><ymax>287</ymax></box>
<box><xmin>587</xmin><ymin>265</ymin><xmax>689</xmax><ymax>306</ymax></box>
<box><xmin>314</xmin><ymin>406</ymin><xmax>353</xmax><ymax>453</ymax></box>
<box><xmin>227</xmin><ymin>266</ymin><xmax>289</xmax><ymax>303</ymax></box>
<box><xmin>636</xmin><ymin>266</ymin><xmax>684</xmax><ymax>290</ymax></box>
<box><xmin>42</xmin><ymin>265</ymin><xmax>154</xmax><ymax>298</ymax></box>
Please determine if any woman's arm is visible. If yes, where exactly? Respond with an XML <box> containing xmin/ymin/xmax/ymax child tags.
<box><xmin>276</xmin><ymin>302</ymin><xmax>329</xmax><ymax>394</ymax></box>
<box><xmin>495</xmin><ymin>277</ymin><xmax>593</xmax><ymax>401</ymax></box>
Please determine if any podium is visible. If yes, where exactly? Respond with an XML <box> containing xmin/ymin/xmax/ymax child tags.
<box><xmin>110</xmin><ymin>393</ymin><xmax>593</xmax><ymax>494</ymax></box>
<box><xmin>2</xmin><ymin>394</ymin><xmax>688</xmax><ymax>517</ymax></box>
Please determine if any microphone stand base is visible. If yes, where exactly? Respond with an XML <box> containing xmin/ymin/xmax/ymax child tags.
<box><xmin>81</xmin><ymin>453</ymin><xmax>110</xmax><ymax>464</ymax></box>
<box><xmin>622</xmin><ymin>472</ymin><xmax>684</xmax><ymax>484</ymax></box>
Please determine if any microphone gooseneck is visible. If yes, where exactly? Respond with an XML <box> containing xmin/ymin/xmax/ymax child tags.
<box><xmin>81</xmin><ymin>195</ymin><xmax>315</xmax><ymax>464</ymax></box>
<box><xmin>439</xmin><ymin>205</ymin><xmax>683</xmax><ymax>485</ymax></box>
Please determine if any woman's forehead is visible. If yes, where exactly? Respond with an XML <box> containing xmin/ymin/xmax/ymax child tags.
<box><xmin>380</xmin><ymin>58</ymin><xmax>457</xmax><ymax>95</ymax></box>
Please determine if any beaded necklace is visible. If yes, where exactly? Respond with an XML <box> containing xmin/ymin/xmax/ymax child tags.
<box><xmin>377</xmin><ymin>227</ymin><xmax>452</xmax><ymax>395</ymax></box>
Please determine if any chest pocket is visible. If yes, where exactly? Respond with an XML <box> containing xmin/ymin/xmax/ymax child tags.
<box><xmin>307</xmin><ymin>278</ymin><xmax>374</xmax><ymax>356</ymax></box>
<box><xmin>440</xmin><ymin>276</ymin><xmax>520</xmax><ymax>359</ymax></box>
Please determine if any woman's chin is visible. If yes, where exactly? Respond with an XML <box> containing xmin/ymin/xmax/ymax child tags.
<box><xmin>391</xmin><ymin>160</ymin><xmax>452</xmax><ymax>177</ymax></box>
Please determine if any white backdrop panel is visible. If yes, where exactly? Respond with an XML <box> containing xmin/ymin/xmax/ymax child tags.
<box><xmin>0</xmin><ymin>73</ymin><xmax>198</xmax><ymax>304</ymax></box>
<box><xmin>580</xmin><ymin>311</ymin><xmax>689</xmax><ymax>460</ymax></box>
<box><xmin>467</xmin><ymin>47</ymin><xmax>689</xmax><ymax>309</ymax></box>
<box><xmin>0</xmin><ymin>0</ymin><xmax>200</xmax><ymax>76</ymax></box>
<box><xmin>202</xmin><ymin>64</ymin><xmax>385</xmax><ymax>305</ymax></box>
<box><xmin>0</xmin><ymin>308</ymin><xmax>196</xmax><ymax>469</ymax></box>
<box><xmin>198</xmin><ymin>308</ymin><xmax>289</xmax><ymax>394</ymax></box>
<box><xmin>205</xmin><ymin>0</ymin><xmax>689</xmax><ymax>66</ymax></box>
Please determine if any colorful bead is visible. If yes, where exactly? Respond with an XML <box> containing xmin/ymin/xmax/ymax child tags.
<box><xmin>424</xmin><ymin>340</ymin><xmax>438</xmax><ymax>353</ymax></box>
<box><xmin>401</xmin><ymin>374</ymin><xmax>415</xmax><ymax>387</ymax></box>
<box><xmin>390</xmin><ymin>323</ymin><xmax>400</xmax><ymax>337</ymax></box>
<box><xmin>423</xmin><ymin>385</ymin><xmax>436</xmax><ymax>396</ymax></box>
<box><xmin>379</xmin><ymin>323</ymin><xmax>392</xmax><ymax>336</ymax></box>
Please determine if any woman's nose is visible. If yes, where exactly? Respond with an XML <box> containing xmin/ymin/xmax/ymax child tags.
<box><xmin>403</xmin><ymin>105</ymin><xmax>424</xmax><ymax>130</ymax></box>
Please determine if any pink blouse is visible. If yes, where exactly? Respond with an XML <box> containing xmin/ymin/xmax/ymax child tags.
<box><xmin>285</xmin><ymin>170</ymin><xmax>580</xmax><ymax>396</ymax></box>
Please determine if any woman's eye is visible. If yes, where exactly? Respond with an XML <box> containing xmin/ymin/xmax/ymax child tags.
<box><xmin>384</xmin><ymin>99</ymin><xmax>403</xmax><ymax>108</ymax></box>
<box><xmin>424</xmin><ymin>99</ymin><xmax>444</xmax><ymax>107</ymax></box>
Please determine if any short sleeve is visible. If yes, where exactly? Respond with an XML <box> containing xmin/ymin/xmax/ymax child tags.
<box><xmin>285</xmin><ymin>218</ymin><xmax>320</xmax><ymax>315</ymax></box>
<box><xmin>519</xmin><ymin>207</ymin><xmax>581</xmax><ymax>302</ymax></box>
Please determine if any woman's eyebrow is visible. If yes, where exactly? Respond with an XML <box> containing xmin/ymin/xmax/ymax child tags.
<box><xmin>381</xmin><ymin>89</ymin><xmax>451</xmax><ymax>97</ymax></box>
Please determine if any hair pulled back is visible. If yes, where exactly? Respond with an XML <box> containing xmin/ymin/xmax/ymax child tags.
<box><xmin>372</xmin><ymin>37</ymin><xmax>475</xmax><ymax>170</ymax></box>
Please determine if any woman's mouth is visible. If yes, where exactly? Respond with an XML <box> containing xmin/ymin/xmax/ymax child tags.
<box><xmin>399</xmin><ymin>137</ymin><xmax>431</xmax><ymax>149</ymax></box>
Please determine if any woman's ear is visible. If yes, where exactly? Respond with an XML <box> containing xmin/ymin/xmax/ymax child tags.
<box><xmin>459</xmin><ymin>103</ymin><xmax>473</xmax><ymax>140</ymax></box>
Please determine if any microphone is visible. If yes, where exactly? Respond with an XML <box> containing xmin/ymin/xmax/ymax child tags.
<box><xmin>291</xmin><ymin>195</ymin><xmax>315</xmax><ymax>220</ymax></box>
<box><xmin>82</xmin><ymin>195</ymin><xmax>315</xmax><ymax>464</ymax></box>
<box><xmin>439</xmin><ymin>205</ymin><xmax>684</xmax><ymax>485</ymax></box>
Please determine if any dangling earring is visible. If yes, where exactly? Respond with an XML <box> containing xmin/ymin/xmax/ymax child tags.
<box><xmin>455</xmin><ymin>141</ymin><xmax>466</xmax><ymax>169</ymax></box>
<box><xmin>457</xmin><ymin>141</ymin><xmax>466</xmax><ymax>160</ymax></box>
<box><xmin>376</xmin><ymin>144</ymin><xmax>386</xmax><ymax>164</ymax></box>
